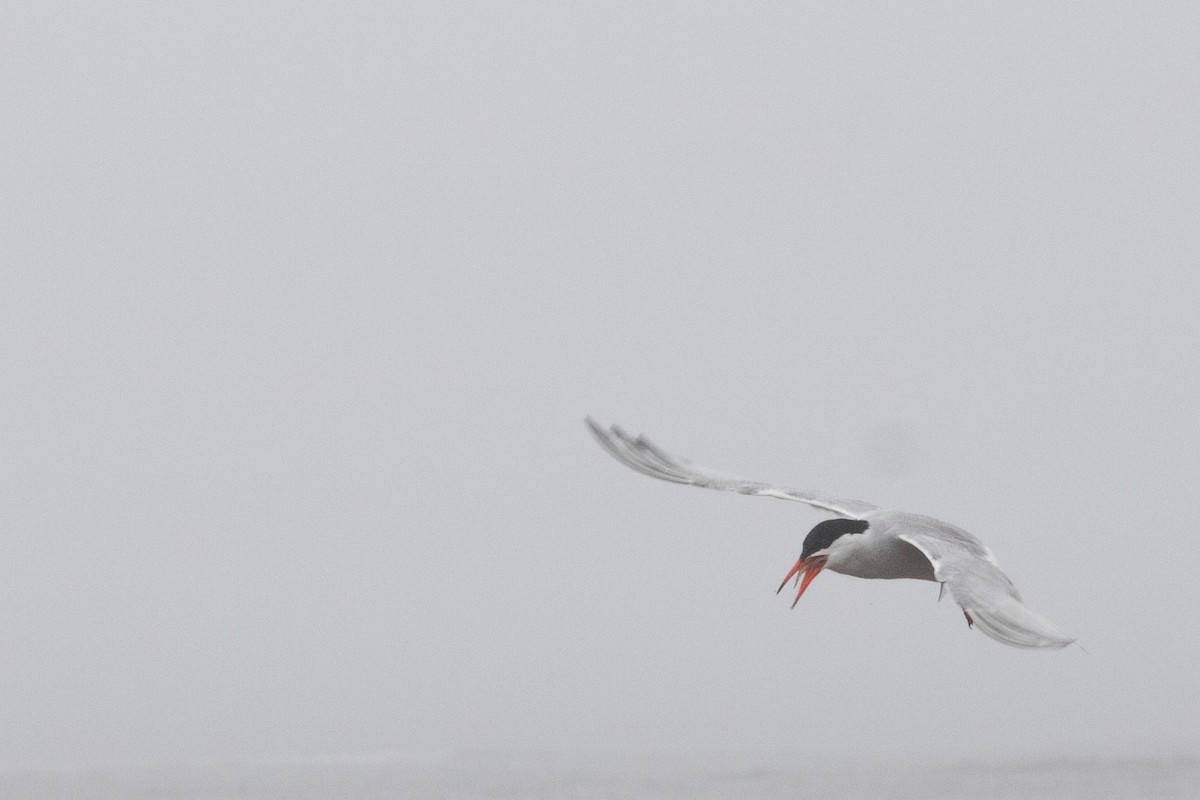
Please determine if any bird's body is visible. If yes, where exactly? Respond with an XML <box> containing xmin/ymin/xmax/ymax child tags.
<box><xmin>586</xmin><ymin>418</ymin><xmax>1074</xmax><ymax>650</ymax></box>
<box><xmin>823</xmin><ymin>512</ymin><xmax>937</xmax><ymax>581</ymax></box>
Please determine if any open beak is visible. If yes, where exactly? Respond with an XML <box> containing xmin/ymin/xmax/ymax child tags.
<box><xmin>776</xmin><ymin>555</ymin><xmax>828</xmax><ymax>608</ymax></box>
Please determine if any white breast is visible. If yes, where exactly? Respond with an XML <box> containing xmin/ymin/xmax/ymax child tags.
<box><xmin>825</xmin><ymin>523</ymin><xmax>936</xmax><ymax>581</ymax></box>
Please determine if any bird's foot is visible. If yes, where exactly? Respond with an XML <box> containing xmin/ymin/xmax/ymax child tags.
<box><xmin>963</xmin><ymin>610</ymin><xmax>974</xmax><ymax>628</ymax></box>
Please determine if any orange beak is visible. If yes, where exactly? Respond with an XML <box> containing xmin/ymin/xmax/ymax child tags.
<box><xmin>776</xmin><ymin>555</ymin><xmax>828</xmax><ymax>608</ymax></box>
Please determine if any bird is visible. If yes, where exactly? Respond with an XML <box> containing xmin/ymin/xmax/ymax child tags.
<box><xmin>585</xmin><ymin>418</ymin><xmax>1074</xmax><ymax>649</ymax></box>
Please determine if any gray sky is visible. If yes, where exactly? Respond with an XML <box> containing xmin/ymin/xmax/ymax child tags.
<box><xmin>3</xmin><ymin>2</ymin><xmax>1199</xmax><ymax>767</ymax></box>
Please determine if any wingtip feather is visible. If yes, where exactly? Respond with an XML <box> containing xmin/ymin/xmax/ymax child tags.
<box><xmin>967</xmin><ymin>604</ymin><xmax>1076</xmax><ymax>649</ymax></box>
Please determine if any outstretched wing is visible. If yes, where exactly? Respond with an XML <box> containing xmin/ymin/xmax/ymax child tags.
<box><xmin>892</xmin><ymin>516</ymin><xmax>1075</xmax><ymax>649</ymax></box>
<box><xmin>585</xmin><ymin>418</ymin><xmax>878</xmax><ymax>519</ymax></box>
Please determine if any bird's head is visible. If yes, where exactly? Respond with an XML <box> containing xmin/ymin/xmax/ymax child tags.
<box><xmin>777</xmin><ymin>518</ymin><xmax>870</xmax><ymax>607</ymax></box>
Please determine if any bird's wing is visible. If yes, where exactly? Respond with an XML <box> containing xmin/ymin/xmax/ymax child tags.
<box><xmin>895</xmin><ymin>519</ymin><xmax>1074</xmax><ymax>649</ymax></box>
<box><xmin>585</xmin><ymin>418</ymin><xmax>878</xmax><ymax>519</ymax></box>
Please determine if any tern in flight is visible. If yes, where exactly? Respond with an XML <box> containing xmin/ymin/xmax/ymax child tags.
<box><xmin>586</xmin><ymin>419</ymin><xmax>1074</xmax><ymax>649</ymax></box>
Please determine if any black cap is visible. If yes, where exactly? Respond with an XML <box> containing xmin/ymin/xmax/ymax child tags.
<box><xmin>801</xmin><ymin>518</ymin><xmax>869</xmax><ymax>559</ymax></box>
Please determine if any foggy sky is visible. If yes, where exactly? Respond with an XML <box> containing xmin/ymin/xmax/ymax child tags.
<box><xmin>3</xmin><ymin>3</ymin><xmax>1199</xmax><ymax>767</ymax></box>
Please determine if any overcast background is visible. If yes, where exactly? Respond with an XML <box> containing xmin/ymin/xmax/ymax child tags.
<box><xmin>3</xmin><ymin>2</ymin><xmax>1199</xmax><ymax>770</ymax></box>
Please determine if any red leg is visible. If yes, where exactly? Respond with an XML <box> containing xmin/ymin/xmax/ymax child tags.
<box><xmin>963</xmin><ymin>610</ymin><xmax>974</xmax><ymax>628</ymax></box>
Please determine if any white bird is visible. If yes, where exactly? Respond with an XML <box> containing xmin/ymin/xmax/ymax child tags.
<box><xmin>586</xmin><ymin>418</ymin><xmax>1074</xmax><ymax>649</ymax></box>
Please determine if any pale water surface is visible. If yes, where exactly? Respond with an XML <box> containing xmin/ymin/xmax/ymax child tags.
<box><xmin>3</xmin><ymin>752</ymin><xmax>1196</xmax><ymax>799</ymax></box>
